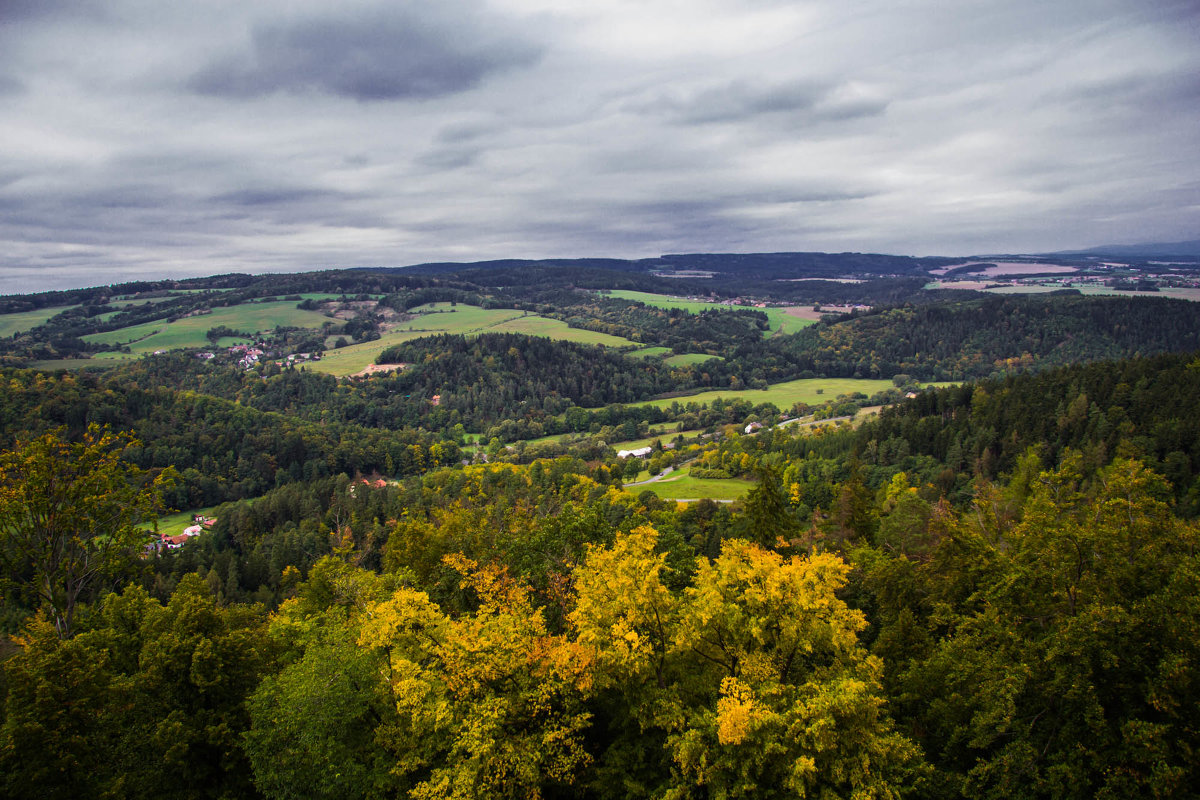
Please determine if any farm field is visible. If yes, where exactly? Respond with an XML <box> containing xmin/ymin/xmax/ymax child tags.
<box><xmin>635</xmin><ymin>465</ymin><xmax>755</xmax><ymax>502</ymax></box>
<box><xmin>606</xmin><ymin>290</ymin><xmax>815</xmax><ymax>337</ymax></box>
<box><xmin>0</xmin><ymin>306</ymin><xmax>78</xmax><ymax>337</ymax></box>
<box><xmin>612</xmin><ymin>428</ymin><xmax>704</xmax><ymax>451</ymax></box>
<box><xmin>487</xmin><ymin>314</ymin><xmax>639</xmax><ymax>346</ymax></box>
<box><xmin>664</xmin><ymin>352</ymin><xmax>724</xmax><ymax>367</ymax></box>
<box><xmin>628</xmin><ymin>346</ymin><xmax>672</xmax><ymax>359</ymax></box>
<box><xmin>28</xmin><ymin>358</ymin><xmax>110</xmax><ymax>371</ymax></box>
<box><xmin>148</xmin><ymin>504</ymin><xmax>223</xmax><ymax>536</ymax></box>
<box><xmin>606</xmin><ymin>290</ymin><xmax>724</xmax><ymax>313</ymax></box>
<box><xmin>636</xmin><ymin>377</ymin><xmax>896</xmax><ymax>411</ymax></box>
<box><xmin>83</xmin><ymin>301</ymin><xmax>333</xmax><ymax>355</ymax></box>
<box><xmin>310</xmin><ymin>303</ymin><xmax>640</xmax><ymax>376</ymax></box>
<box><xmin>761</xmin><ymin>307</ymin><xmax>818</xmax><ymax>335</ymax></box>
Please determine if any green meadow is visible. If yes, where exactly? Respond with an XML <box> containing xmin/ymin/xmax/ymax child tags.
<box><xmin>83</xmin><ymin>301</ymin><xmax>333</xmax><ymax>355</ymax></box>
<box><xmin>309</xmin><ymin>303</ymin><xmax>641</xmax><ymax>376</ymax></box>
<box><xmin>663</xmin><ymin>352</ymin><xmax>724</xmax><ymax>367</ymax></box>
<box><xmin>607</xmin><ymin>290</ymin><xmax>726</xmax><ymax>314</ymax></box>
<box><xmin>605</xmin><ymin>290</ymin><xmax>816</xmax><ymax>337</ymax></box>
<box><xmin>635</xmin><ymin>466</ymin><xmax>755</xmax><ymax>502</ymax></box>
<box><xmin>0</xmin><ymin>306</ymin><xmax>78</xmax><ymax>337</ymax></box>
<box><xmin>636</xmin><ymin>377</ymin><xmax>896</xmax><ymax>412</ymax></box>
<box><xmin>628</xmin><ymin>346</ymin><xmax>672</xmax><ymax>359</ymax></box>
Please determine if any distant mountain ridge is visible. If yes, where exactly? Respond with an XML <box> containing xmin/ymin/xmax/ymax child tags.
<box><xmin>1049</xmin><ymin>239</ymin><xmax>1200</xmax><ymax>258</ymax></box>
<box><xmin>372</xmin><ymin>251</ymin><xmax>958</xmax><ymax>279</ymax></box>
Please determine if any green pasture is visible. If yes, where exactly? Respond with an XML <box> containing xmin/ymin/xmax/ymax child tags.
<box><xmin>296</xmin><ymin>293</ymin><xmax>360</xmax><ymax>302</ymax></box>
<box><xmin>612</xmin><ymin>428</ymin><xmax>703</xmax><ymax>451</ymax></box>
<box><xmin>606</xmin><ymin>290</ymin><xmax>816</xmax><ymax>337</ymax></box>
<box><xmin>634</xmin><ymin>466</ymin><xmax>755</xmax><ymax>502</ymax></box>
<box><xmin>27</xmin><ymin>358</ymin><xmax>113</xmax><ymax>371</ymax></box>
<box><xmin>310</xmin><ymin>303</ymin><xmax>640</xmax><ymax>376</ymax></box>
<box><xmin>0</xmin><ymin>306</ymin><xmax>78</xmax><ymax>337</ymax></box>
<box><xmin>84</xmin><ymin>301</ymin><xmax>332</xmax><ymax>354</ymax></box>
<box><xmin>761</xmin><ymin>307</ymin><xmax>817</xmax><ymax>336</ymax></box>
<box><xmin>636</xmin><ymin>377</ymin><xmax>897</xmax><ymax>412</ymax></box>
<box><xmin>607</xmin><ymin>290</ymin><xmax>726</xmax><ymax>314</ymax></box>
<box><xmin>147</xmin><ymin>505</ymin><xmax>223</xmax><ymax>536</ymax></box>
<box><xmin>664</xmin><ymin>352</ymin><xmax>724</xmax><ymax>367</ymax></box>
<box><xmin>488</xmin><ymin>314</ymin><xmax>637</xmax><ymax>347</ymax></box>
<box><xmin>628</xmin><ymin>346</ymin><xmax>671</xmax><ymax>359</ymax></box>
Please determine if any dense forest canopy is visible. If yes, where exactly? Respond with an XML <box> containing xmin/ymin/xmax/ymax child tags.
<box><xmin>2</xmin><ymin>257</ymin><xmax>1200</xmax><ymax>799</ymax></box>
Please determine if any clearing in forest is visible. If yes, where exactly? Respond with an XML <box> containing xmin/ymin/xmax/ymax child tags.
<box><xmin>605</xmin><ymin>290</ymin><xmax>816</xmax><ymax>337</ymax></box>
<box><xmin>636</xmin><ymin>377</ymin><xmax>896</xmax><ymax>412</ymax></box>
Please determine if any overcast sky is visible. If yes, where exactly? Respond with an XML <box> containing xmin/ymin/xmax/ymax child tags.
<box><xmin>1</xmin><ymin>0</ymin><xmax>1198</xmax><ymax>292</ymax></box>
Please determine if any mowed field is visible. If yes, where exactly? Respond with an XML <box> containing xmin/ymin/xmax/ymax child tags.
<box><xmin>636</xmin><ymin>466</ymin><xmax>755</xmax><ymax>502</ymax></box>
<box><xmin>0</xmin><ymin>306</ymin><xmax>78</xmax><ymax>337</ymax></box>
<box><xmin>605</xmin><ymin>290</ymin><xmax>816</xmax><ymax>336</ymax></box>
<box><xmin>636</xmin><ymin>377</ymin><xmax>896</xmax><ymax>411</ymax></box>
<box><xmin>309</xmin><ymin>303</ymin><xmax>641</xmax><ymax>376</ymax></box>
<box><xmin>83</xmin><ymin>301</ymin><xmax>333</xmax><ymax>356</ymax></box>
<box><xmin>663</xmin><ymin>352</ymin><xmax>724</xmax><ymax>367</ymax></box>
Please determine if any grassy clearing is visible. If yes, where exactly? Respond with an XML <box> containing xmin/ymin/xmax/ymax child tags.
<box><xmin>607</xmin><ymin>290</ymin><xmax>725</xmax><ymax>313</ymax></box>
<box><xmin>28</xmin><ymin>358</ymin><xmax>114</xmax><ymax>371</ymax></box>
<box><xmin>148</xmin><ymin>504</ymin><xmax>223</xmax><ymax>536</ymax></box>
<box><xmin>0</xmin><ymin>306</ymin><xmax>79</xmax><ymax>337</ymax></box>
<box><xmin>606</xmin><ymin>291</ymin><xmax>816</xmax><ymax>338</ymax></box>
<box><xmin>636</xmin><ymin>377</ymin><xmax>896</xmax><ymax>411</ymax></box>
<box><xmin>762</xmin><ymin>307</ymin><xmax>818</xmax><ymax>336</ymax></box>
<box><xmin>628</xmin><ymin>346</ymin><xmax>672</xmax><ymax>359</ymax></box>
<box><xmin>84</xmin><ymin>301</ymin><xmax>333</xmax><ymax>354</ymax></box>
<box><xmin>310</xmin><ymin>303</ymin><xmax>640</xmax><ymax>376</ymax></box>
<box><xmin>635</xmin><ymin>466</ymin><xmax>755</xmax><ymax>501</ymax></box>
<box><xmin>664</xmin><ymin>352</ymin><xmax>724</xmax><ymax>367</ymax></box>
<box><xmin>611</xmin><ymin>428</ymin><xmax>704</xmax><ymax>451</ymax></box>
<box><xmin>296</xmin><ymin>293</ymin><xmax>360</xmax><ymax>302</ymax></box>
<box><xmin>488</xmin><ymin>315</ymin><xmax>638</xmax><ymax>347</ymax></box>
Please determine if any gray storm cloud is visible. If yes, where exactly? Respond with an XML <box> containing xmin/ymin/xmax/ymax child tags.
<box><xmin>187</xmin><ymin>4</ymin><xmax>543</xmax><ymax>101</ymax></box>
<box><xmin>0</xmin><ymin>0</ymin><xmax>1196</xmax><ymax>292</ymax></box>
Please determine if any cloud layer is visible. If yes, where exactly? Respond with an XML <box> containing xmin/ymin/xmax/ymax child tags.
<box><xmin>1</xmin><ymin>0</ymin><xmax>1198</xmax><ymax>291</ymax></box>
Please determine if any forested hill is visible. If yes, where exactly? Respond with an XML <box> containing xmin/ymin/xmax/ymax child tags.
<box><xmin>0</xmin><ymin>368</ymin><xmax>461</xmax><ymax>509</ymax></box>
<box><xmin>856</xmin><ymin>350</ymin><xmax>1200</xmax><ymax>510</ymax></box>
<box><xmin>770</xmin><ymin>293</ymin><xmax>1200</xmax><ymax>379</ymax></box>
<box><xmin>383</xmin><ymin>251</ymin><xmax>956</xmax><ymax>278</ymax></box>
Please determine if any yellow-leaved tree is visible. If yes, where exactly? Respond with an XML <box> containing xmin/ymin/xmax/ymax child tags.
<box><xmin>359</xmin><ymin>554</ymin><xmax>593</xmax><ymax>800</ymax></box>
<box><xmin>572</xmin><ymin>525</ymin><xmax>921</xmax><ymax>799</ymax></box>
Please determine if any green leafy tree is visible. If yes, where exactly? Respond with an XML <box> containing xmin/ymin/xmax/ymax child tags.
<box><xmin>0</xmin><ymin>426</ymin><xmax>174</xmax><ymax>637</ymax></box>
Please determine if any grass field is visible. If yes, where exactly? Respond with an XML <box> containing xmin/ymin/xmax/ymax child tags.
<box><xmin>28</xmin><ymin>358</ymin><xmax>113</xmax><ymax>370</ymax></box>
<box><xmin>636</xmin><ymin>377</ymin><xmax>896</xmax><ymax>411</ymax></box>
<box><xmin>628</xmin><ymin>346</ymin><xmax>672</xmax><ymax>359</ymax></box>
<box><xmin>607</xmin><ymin>290</ymin><xmax>725</xmax><ymax>313</ymax></box>
<box><xmin>606</xmin><ymin>290</ymin><xmax>816</xmax><ymax>337</ymax></box>
<box><xmin>83</xmin><ymin>301</ymin><xmax>333</xmax><ymax>355</ymax></box>
<box><xmin>0</xmin><ymin>306</ymin><xmax>78</xmax><ymax>337</ymax></box>
<box><xmin>487</xmin><ymin>314</ymin><xmax>639</xmax><ymax>346</ymax></box>
<box><xmin>635</xmin><ymin>466</ymin><xmax>755</xmax><ymax>501</ymax></box>
<box><xmin>612</xmin><ymin>428</ymin><xmax>704</xmax><ymax>451</ymax></box>
<box><xmin>664</xmin><ymin>352</ymin><xmax>724</xmax><ymax>367</ymax></box>
<box><xmin>147</xmin><ymin>504</ymin><xmax>224</xmax><ymax>536</ymax></box>
<box><xmin>309</xmin><ymin>303</ymin><xmax>640</xmax><ymax>376</ymax></box>
<box><xmin>761</xmin><ymin>307</ymin><xmax>818</xmax><ymax>336</ymax></box>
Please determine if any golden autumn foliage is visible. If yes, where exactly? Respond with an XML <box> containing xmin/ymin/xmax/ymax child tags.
<box><xmin>572</xmin><ymin>525</ymin><xmax>921</xmax><ymax>799</ymax></box>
